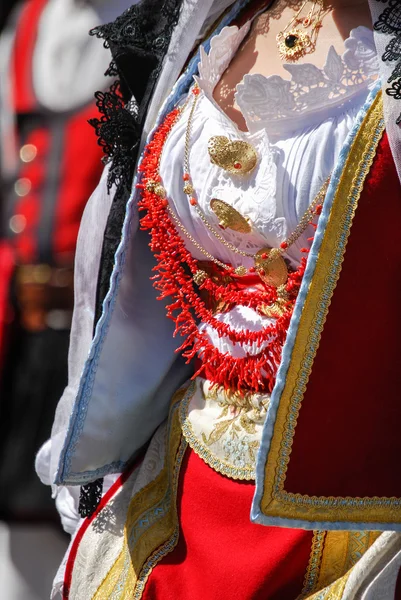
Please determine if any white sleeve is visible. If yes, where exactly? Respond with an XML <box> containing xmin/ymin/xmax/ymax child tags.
<box><xmin>35</xmin><ymin>165</ymin><xmax>114</xmax><ymax>498</ymax></box>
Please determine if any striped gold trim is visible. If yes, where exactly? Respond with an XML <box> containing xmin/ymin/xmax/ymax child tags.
<box><xmin>300</xmin><ymin>531</ymin><xmax>326</xmax><ymax>598</ymax></box>
<box><xmin>300</xmin><ymin>531</ymin><xmax>381</xmax><ymax>599</ymax></box>
<box><xmin>93</xmin><ymin>387</ymin><xmax>188</xmax><ymax>599</ymax></box>
<box><xmin>260</xmin><ymin>93</ymin><xmax>397</xmax><ymax>525</ymax></box>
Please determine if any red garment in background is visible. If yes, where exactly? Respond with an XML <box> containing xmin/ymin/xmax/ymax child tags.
<box><xmin>0</xmin><ymin>0</ymin><xmax>104</xmax><ymax>363</ymax></box>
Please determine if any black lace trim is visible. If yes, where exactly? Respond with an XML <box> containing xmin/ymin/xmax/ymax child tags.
<box><xmin>88</xmin><ymin>82</ymin><xmax>140</xmax><ymax>193</ymax></box>
<box><xmin>375</xmin><ymin>0</ymin><xmax>401</xmax><ymax>124</ymax></box>
<box><xmin>89</xmin><ymin>0</ymin><xmax>182</xmax><ymax>322</ymax></box>
<box><xmin>80</xmin><ymin>0</ymin><xmax>183</xmax><ymax>518</ymax></box>
<box><xmin>78</xmin><ymin>479</ymin><xmax>103</xmax><ymax>518</ymax></box>
<box><xmin>90</xmin><ymin>0</ymin><xmax>181</xmax><ymax>56</ymax></box>
<box><xmin>89</xmin><ymin>0</ymin><xmax>182</xmax><ymax>193</ymax></box>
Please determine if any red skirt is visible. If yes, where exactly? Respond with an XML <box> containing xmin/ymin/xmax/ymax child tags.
<box><xmin>143</xmin><ymin>448</ymin><xmax>312</xmax><ymax>600</ymax></box>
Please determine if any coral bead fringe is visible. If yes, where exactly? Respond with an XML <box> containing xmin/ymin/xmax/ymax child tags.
<box><xmin>138</xmin><ymin>108</ymin><xmax>310</xmax><ymax>394</ymax></box>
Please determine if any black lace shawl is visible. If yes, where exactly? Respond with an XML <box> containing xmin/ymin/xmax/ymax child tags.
<box><xmin>89</xmin><ymin>0</ymin><xmax>183</xmax><ymax>324</ymax></box>
<box><xmin>79</xmin><ymin>0</ymin><xmax>183</xmax><ymax>517</ymax></box>
<box><xmin>374</xmin><ymin>0</ymin><xmax>401</xmax><ymax>124</ymax></box>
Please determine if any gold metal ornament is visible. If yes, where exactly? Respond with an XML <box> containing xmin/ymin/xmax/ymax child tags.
<box><xmin>254</xmin><ymin>248</ymin><xmax>288</xmax><ymax>288</ymax></box>
<box><xmin>276</xmin><ymin>29</ymin><xmax>313</xmax><ymax>62</ymax></box>
<box><xmin>193</xmin><ymin>269</ymin><xmax>208</xmax><ymax>285</ymax></box>
<box><xmin>234</xmin><ymin>266</ymin><xmax>248</xmax><ymax>277</ymax></box>
<box><xmin>208</xmin><ymin>136</ymin><xmax>258</xmax><ymax>175</ymax></box>
<box><xmin>210</xmin><ymin>199</ymin><xmax>252</xmax><ymax>233</ymax></box>
<box><xmin>183</xmin><ymin>183</ymin><xmax>194</xmax><ymax>195</ymax></box>
<box><xmin>170</xmin><ymin>80</ymin><xmax>330</xmax><ymax>288</ymax></box>
<box><xmin>146</xmin><ymin>179</ymin><xmax>166</xmax><ymax>198</ymax></box>
<box><xmin>258</xmin><ymin>285</ymin><xmax>290</xmax><ymax>318</ymax></box>
<box><xmin>275</xmin><ymin>0</ymin><xmax>329</xmax><ymax>63</ymax></box>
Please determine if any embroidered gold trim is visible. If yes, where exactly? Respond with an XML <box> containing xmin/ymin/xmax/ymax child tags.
<box><xmin>93</xmin><ymin>386</ymin><xmax>189</xmax><ymax>599</ymax></box>
<box><xmin>260</xmin><ymin>93</ymin><xmax>397</xmax><ymax>524</ymax></box>
<box><xmin>179</xmin><ymin>381</ymin><xmax>257</xmax><ymax>480</ymax></box>
<box><xmin>300</xmin><ymin>531</ymin><xmax>381</xmax><ymax>599</ymax></box>
<box><xmin>300</xmin><ymin>531</ymin><xmax>326</xmax><ymax>598</ymax></box>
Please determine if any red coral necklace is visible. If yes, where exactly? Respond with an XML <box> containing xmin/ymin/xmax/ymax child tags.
<box><xmin>137</xmin><ymin>87</ymin><xmax>326</xmax><ymax>394</ymax></box>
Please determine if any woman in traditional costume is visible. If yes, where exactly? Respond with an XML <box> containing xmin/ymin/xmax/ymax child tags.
<box><xmin>37</xmin><ymin>0</ymin><xmax>401</xmax><ymax>598</ymax></box>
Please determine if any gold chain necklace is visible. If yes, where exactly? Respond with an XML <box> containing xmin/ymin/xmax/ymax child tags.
<box><xmin>179</xmin><ymin>86</ymin><xmax>329</xmax><ymax>287</ymax></box>
<box><xmin>276</xmin><ymin>0</ymin><xmax>331</xmax><ymax>62</ymax></box>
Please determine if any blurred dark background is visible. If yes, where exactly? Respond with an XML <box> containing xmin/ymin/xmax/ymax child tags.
<box><xmin>0</xmin><ymin>0</ymin><xmax>117</xmax><ymax>596</ymax></box>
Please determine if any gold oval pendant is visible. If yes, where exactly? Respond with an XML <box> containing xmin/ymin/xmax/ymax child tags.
<box><xmin>210</xmin><ymin>199</ymin><xmax>252</xmax><ymax>233</ymax></box>
<box><xmin>208</xmin><ymin>136</ymin><xmax>258</xmax><ymax>175</ymax></box>
<box><xmin>254</xmin><ymin>248</ymin><xmax>288</xmax><ymax>288</ymax></box>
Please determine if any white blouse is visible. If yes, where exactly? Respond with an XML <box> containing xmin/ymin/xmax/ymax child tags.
<box><xmin>159</xmin><ymin>23</ymin><xmax>378</xmax><ymax>358</ymax></box>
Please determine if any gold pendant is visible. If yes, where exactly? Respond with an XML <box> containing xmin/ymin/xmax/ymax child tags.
<box><xmin>258</xmin><ymin>285</ymin><xmax>290</xmax><ymax>318</ymax></box>
<box><xmin>210</xmin><ymin>199</ymin><xmax>252</xmax><ymax>234</ymax></box>
<box><xmin>146</xmin><ymin>179</ymin><xmax>166</xmax><ymax>198</ymax></box>
<box><xmin>234</xmin><ymin>266</ymin><xmax>248</xmax><ymax>277</ymax></box>
<box><xmin>258</xmin><ymin>302</ymin><xmax>287</xmax><ymax>319</ymax></box>
<box><xmin>254</xmin><ymin>248</ymin><xmax>288</xmax><ymax>288</ymax></box>
<box><xmin>276</xmin><ymin>29</ymin><xmax>313</xmax><ymax>62</ymax></box>
<box><xmin>208</xmin><ymin>136</ymin><xmax>258</xmax><ymax>175</ymax></box>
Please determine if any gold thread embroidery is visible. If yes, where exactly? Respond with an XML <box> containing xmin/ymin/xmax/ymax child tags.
<box><xmin>300</xmin><ymin>531</ymin><xmax>382</xmax><ymax>599</ymax></box>
<box><xmin>132</xmin><ymin>435</ymin><xmax>188</xmax><ymax>599</ymax></box>
<box><xmin>310</xmin><ymin>574</ymin><xmax>350</xmax><ymax>600</ymax></box>
<box><xmin>179</xmin><ymin>380</ymin><xmax>262</xmax><ymax>480</ymax></box>
<box><xmin>202</xmin><ymin>384</ymin><xmax>268</xmax><ymax>472</ymax></box>
<box><xmin>260</xmin><ymin>93</ymin><xmax>396</xmax><ymax>525</ymax></box>
<box><xmin>93</xmin><ymin>385</ymin><xmax>190</xmax><ymax>599</ymax></box>
<box><xmin>300</xmin><ymin>531</ymin><xmax>326</xmax><ymax>598</ymax></box>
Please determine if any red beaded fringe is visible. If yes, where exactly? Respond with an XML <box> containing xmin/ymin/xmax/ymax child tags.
<box><xmin>137</xmin><ymin>108</ymin><xmax>310</xmax><ymax>394</ymax></box>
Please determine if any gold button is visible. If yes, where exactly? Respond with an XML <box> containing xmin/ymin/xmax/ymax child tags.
<box><xmin>20</xmin><ymin>144</ymin><xmax>37</xmax><ymax>163</ymax></box>
<box><xmin>9</xmin><ymin>214</ymin><xmax>27</xmax><ymax>234</ymax></box>
<box><xmin>14</xmin><ymin>177</ymin><xmax>32</xmax><ymax>197</ymax></box>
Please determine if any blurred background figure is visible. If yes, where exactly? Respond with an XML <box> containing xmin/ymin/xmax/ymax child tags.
<box><xmin>0</xmin><ymin>0</ymin><xmax>131</xmax><ymax>597</ymax></box>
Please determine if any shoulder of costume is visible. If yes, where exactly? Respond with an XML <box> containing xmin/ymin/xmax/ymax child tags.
<box><xmin>88</xmin><ymin>0</ymin><xmax>183</xmax><ymax>190</ymax></box>
<box><xmin>88</xmin><ymin>0</ymin><xmax>185</xmax><ymax>325</ymax></box>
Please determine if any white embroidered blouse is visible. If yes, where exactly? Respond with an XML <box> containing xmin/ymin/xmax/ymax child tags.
<box><xmin>159</xmin><ymin>23</ymin><xmax>378</xmax><ymax>356</ymax></box>
<box><xmin>158</xmin><ymin>23</ymin><xmax>379</xmax><ymax>476</ymax></box>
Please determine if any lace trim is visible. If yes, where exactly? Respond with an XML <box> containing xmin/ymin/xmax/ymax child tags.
<box><xmin>89</xmin><ymin>0</ymin><xmax>182</xmax><ymax>192</ymax></box>
<box><xmin>197</xmin><ymin>23</ymin><xmax>251</xmax><ymax>97</ymax></box>
<box><xmin>89</xmin><ymin>82</ymin><xmax>140</xmax><ymax>193</ymax></box>
<box><xmin>374</xmin><ymin>0</ymin><xmax>401</xmax><ymax>124</ymax></box>
<box><xmin>89</xmin><ymin>0</ymin><xmax>183</xmax><ymax>319</ymax></box>
<box><xmin>178</xmin><ymin>380</ymin><xmax>269</xmax><ymax>481</ymax></box>
<box><xmin>197</xmin><ymin>25</ymin><xmax>379</xmax><ymax>127</ymax></box>
<box><xmin>78</xmin><ymin>478</ymin><xmax>103</xmax><ymax>518</ymax></box>
<box><xmin>90</xmin><ymin>0</ymin><xmax>181</xmax><ymax>56</ymax></box>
